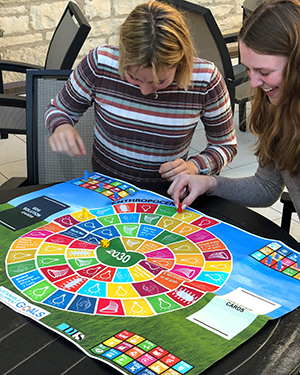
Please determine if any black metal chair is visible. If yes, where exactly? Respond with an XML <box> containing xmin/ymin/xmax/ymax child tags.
<box><xmin>0</xmin><ymin>1</ymin><xmax>91</xmax><ymax>139</ymax></box>
<box><xmin>25</xmin><ymin>69</ymin><xmax>94</xmax><ymax>186</ymax></box>
<box><xmin>158</xmin><ymin>0</ymin><xmax>251</xmax><ymax>131</ymax></box>
<box><xmin>280</xmin><ymin>192</ymin><xmax>297</xmax><ymax>233</ymax></box>
<box><xmin>0</xmin><ymin>69</ymin><xmax>94</xmax><ymax>189</ymax></box>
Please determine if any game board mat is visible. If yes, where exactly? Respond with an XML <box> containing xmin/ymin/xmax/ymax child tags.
<box><xmin>1</xmin><ymin>173</ymin><xmax>300</xmax><ymax>375</ymax></box>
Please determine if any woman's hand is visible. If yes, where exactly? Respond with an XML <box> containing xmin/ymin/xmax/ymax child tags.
<box><xmin>167</xmin><ymin>174</ymin><xmax>216</xmax><ymax>208</ymax></box>
<box><xmin>49</xmin><ymin>124</ymin><xmax>87</xmax><ymax>157</ymax></box>
<box><xmin>159</xmin><ymin>159</ymin><xmax>199</xmax><ymax>181</ymax></box>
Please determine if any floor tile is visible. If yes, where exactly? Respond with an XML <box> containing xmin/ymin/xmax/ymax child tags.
<box><xmin>0</xmin><ymin>134</ymin><xmax>26</xmax><ymax>165</ymax></box>
<box><xmin>290</xmin><ymin>216</ymin><xmax>300</xmax><ymax>242</ymax></box>
<box><xmin>249</xmin><ymin>205</ymin><xmax>282</xmax><ymax>223</ymax></box>
<box><xmin>221</xmin><ymin>162</ymin><xmax>258</xmax><ymax>178</ymax></box>
<box><xmin>0</xmin><ymin>160</ymin><xmax>27</xmax><ymax>180</ymax></box>
<box><xmin>0</xmin><ymin>173</ymin><xmax>7</xmax><ymax>186</ymax></box>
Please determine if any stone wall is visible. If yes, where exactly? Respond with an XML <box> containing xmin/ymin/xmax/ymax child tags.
<box><xmin>0</xmin><ymin>0</ymin><xmax>244</xmax><ymax>84</ymax></box>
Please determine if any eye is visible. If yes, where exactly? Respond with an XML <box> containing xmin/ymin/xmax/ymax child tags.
<box><xmin>131</xmin><ymin>76</ymin><xmax>138</xmax><ymax>81</ymax></box>
<box><xmin>260</xmin><ymin>71</ymin><xmax>270</xmax><ymax>77</ymax></box>
<box><xmin>127</xmin><ymin>72</ymin><xmax>139</xmax><ymax>82</ymax></box>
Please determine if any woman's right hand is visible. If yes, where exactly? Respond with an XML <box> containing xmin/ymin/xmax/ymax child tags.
<box><xmin>167</xmin><ymin>174</ymin><xmax>216</xmax><ymax>209</ymax></box>
<box><xmin>49</xmin><ymin>124</ymin><xmax>87</xmax><ymax>157</ymax></box>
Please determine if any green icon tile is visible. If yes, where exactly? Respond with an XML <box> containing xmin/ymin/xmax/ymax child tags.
<box><xmin>156</xmin><ymin>205</ymin><xmax>177</xmax><ymax>217</ymax></box>
<box><xmin>113</xmin><ymin>354</ymin><xmax>133</xmax><ymax>366</ymax></box>
<box><xmin>98</xmin><ymin>214</ymin><xmax>120</xmax><ymax>226</ymax></box>
<box><xmin>147</xmin><ymin>294</ymin><xmax>181</xmax><ymax>313</ymax></box>
<box><xmin>36</xmin><ymin>255</ymin><xmax>66</xmax><ymax>268</ymax></box>
<box><xmin>23</xmin><ymin>280</ymin><xmax>57</xmax><ymax>302</ymax></box>
<box><xmin>283</xmin><ymin>268</ymin><xmax>298</xmax><ymax>277</ymax></box>
<box><xmin>140</xmin><ymin>214</ymin><xmax>162</xmax><ymax>226</ymax></box>
<box><xmin>7</xmin><ymin>260</ymin><xmax>36</xmax><ymax>277</ymax></box>
<box><xmin>138</xmin><ymin>339</ymin><xmax>157</xmax><ymax>351</ymax></box>
<box><xmin>91</xmin><ymin>343</ymin><xmax>110</xmax><ymax>356</ymax></box>
<box><xmin>154</xmin><ymin>231</ymin><xmax>185</xmax><ymax>245</ymax></box>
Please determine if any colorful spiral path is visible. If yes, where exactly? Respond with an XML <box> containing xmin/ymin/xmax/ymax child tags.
<box><xmin>6</xmin><ymin>203</ymin><xmax>232</xmax><ymax>317</ymax></box>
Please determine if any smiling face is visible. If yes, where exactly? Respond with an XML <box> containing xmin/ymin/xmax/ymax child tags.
<box><xmin>240</xmin><ymin>41</ymin><xmax>288</xmax><ymax>105</ymax></box>
<box><xmin>125</xmin><ymin>65</ymin><xmax>177</xmax><ymax>96</ymax></box>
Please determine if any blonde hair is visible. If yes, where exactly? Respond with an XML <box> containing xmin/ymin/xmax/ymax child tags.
<box><xmin>118</xmin><ymin>1</ymin><xmax>194</xmax><ymax>90</ymax></box>
<box><xmin>239</xmin><ymin>0</ymin><xmax>300</xmax><ymax>177</ymax></box>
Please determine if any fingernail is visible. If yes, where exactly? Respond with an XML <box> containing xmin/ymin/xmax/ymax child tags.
<box><xmin>182</xmin><ymin>204</ymin><xmax>187</xmax><ymax>210</ymax></box>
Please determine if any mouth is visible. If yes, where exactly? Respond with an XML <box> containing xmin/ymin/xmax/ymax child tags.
<box><xmin>262</xmin><ymin>87</ymin><xmax>277</xmax><ymax>94</ymax></box>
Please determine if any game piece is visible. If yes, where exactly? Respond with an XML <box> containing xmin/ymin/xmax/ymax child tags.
<box><xmin>297</xmin><ymin>255</ymin><xmax>300</xmax><ymax>269</ymax></box>
<box><xmin>177</xmin><ymin>202</ymin><xmax>182</xmax><ymax>213</ymax></box>
<box><xmin>267</xmin><ymin>255</ymin><xmax>272</xmax><ymax>266</ymax></box>
<box><xmin>100</xmin><ymin>238</ymin><xmax>110</xmax><ymax>248</ymax></box>
<box><xmin>277</xmin><ymin>260</ymin><xmax>282</xmax><ymax>271</ymax></box>
<box><xmin>82</xmin><ymin>207</ymin><xmax>89</xmax><ymax>218</ymax></box>
<box><xmin>84</xmin><ymin>170</ymin><xmax>88</xmax><ymax>182</ymax></box>
<box><xmin>114</xmin><ymin>191</ymin><xmax>118</xmax><ymax>200</ymax></box>
<box><xmin>99</xmin><ymin>182</ymin><xmax>103</xmax><ymax>190</ymax></box>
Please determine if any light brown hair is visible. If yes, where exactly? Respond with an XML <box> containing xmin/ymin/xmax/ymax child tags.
<box><xmin>239</xmin><ymin>0</ymin><xmax>300</xmax><ymax>177</ymax></box>
<box><xmin>118</xmin><ymin>1</ymin><xmax>194</xmax><ymax>90</ymax></box>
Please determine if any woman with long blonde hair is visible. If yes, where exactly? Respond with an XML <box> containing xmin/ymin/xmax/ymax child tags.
<box><xmin>45</xmin><ymin>1</ymin><xmax>236</xmax><ymax>191</ymax></box>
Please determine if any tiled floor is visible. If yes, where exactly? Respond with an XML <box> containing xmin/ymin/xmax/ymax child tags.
<box><xmin>0</xmin><ymin>107</ymin><xmax>299</xmax><ymax>242</ymax></box>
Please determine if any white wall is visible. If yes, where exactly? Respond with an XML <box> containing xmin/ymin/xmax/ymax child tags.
<box><xmin>0</xmin><ymin>0</ymin><xmax>244</xmax><ymax>83</ymax></box>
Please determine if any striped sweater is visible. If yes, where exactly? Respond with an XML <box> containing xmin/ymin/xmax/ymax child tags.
<box><xmin>45</xmin><ymin>46</ymin><xmax>237</xmax><ymax>184</ymax></box>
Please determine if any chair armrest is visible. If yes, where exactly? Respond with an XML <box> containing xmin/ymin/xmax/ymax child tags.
<box><xmin>0</xmin><ymin>177</ymin><xmax>28</xmax><ymax>190</ymax></box>
<box><xmin>222</xmin><ymin>31</ymin><xmax>239</xmax><ymax>58</ymax></box>
<box><xmin>280</xmin><ymin>191</ymin><xmax>295</xmax><ymax>207</ymax></box>
<box><xmin>3</xmin><ymin>81</ymin><xmax>26</xmax><ymax>95</ymax></box>
<box><xmin>0</xmin><ymin>94</ymin><xmax>26</xmax><ymax>108</ymax></box>
<box><xmin>0</xmin><ymin>60</ymin><xmax>43</xmax><ymax>73</ymax></box>
<box><xmin>233</xmin><ymin>63</ymin><xmax>249</xmax><ymax>85</ymax></box>
<box><xmin>280</xmin><ymin>191</ymin><xmax>296</xmax><ymax>232</ymax></box>
<box><xmin>223</xmin><ymin>31</ymin><xmax>238</xmax><ymax>44</ymax></box>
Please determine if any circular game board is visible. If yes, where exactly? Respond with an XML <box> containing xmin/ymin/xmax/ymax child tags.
<box><xmin>6</xmin><ymin>203</ymin><xmax>232</xmax><ymax>317</ymax></box>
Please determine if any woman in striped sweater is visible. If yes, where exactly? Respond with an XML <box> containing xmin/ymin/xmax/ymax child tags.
<box><xmin>45</xmin><ymin>1</ymin><xmax>237</xmax><ymax>191</ymax></box>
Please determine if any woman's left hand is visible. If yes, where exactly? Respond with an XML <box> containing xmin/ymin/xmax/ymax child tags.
<box><xmin>159</xmin><ymin>159</ymin><xmax>199</xmax><ymax>181</ymax></box>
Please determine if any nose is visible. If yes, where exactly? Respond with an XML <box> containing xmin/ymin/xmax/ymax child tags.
<box><xmin>139</xmin><ymin>82</ymin><xmax>155</xmax><ymax>96</ymax></box>
<box><xmin>249</xmin><ymin>71</ymin><xmax>264</xmax><ymax>88</ymax></box>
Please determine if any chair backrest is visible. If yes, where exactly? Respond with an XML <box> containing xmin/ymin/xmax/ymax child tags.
<box><xmin>44</xmin><ymin>1</ymin><xmax>91</xmax><ymax>70</ymax></box>
<box><xmin>26</xmin><ymin>69</ymin><xmax>94</xmax><ymax>185</ymax></box>
<box><xmin>158</xmin><ymin>0</ymin><xmax>235</xmax><ymax>107</ymax></box>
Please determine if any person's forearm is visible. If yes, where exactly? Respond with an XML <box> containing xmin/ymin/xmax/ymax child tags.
<box><xmin>211</xmin><ymin>173</ymin><xmax>284</xmax><ymax>207</ymax></box>
<box><xmin>45</xmin><ymin>105</ymin><xmax>75</xmax><ymax>134</ymax></box>
<box><xmin>188</xmin><ymin>143</ymin><xmax>237</xmax><ymax>175</ymax></box>
<box><xmin>45</xmin><ymin>51</ymin><xmax>96</xmax><ymax>135</ymax></box>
